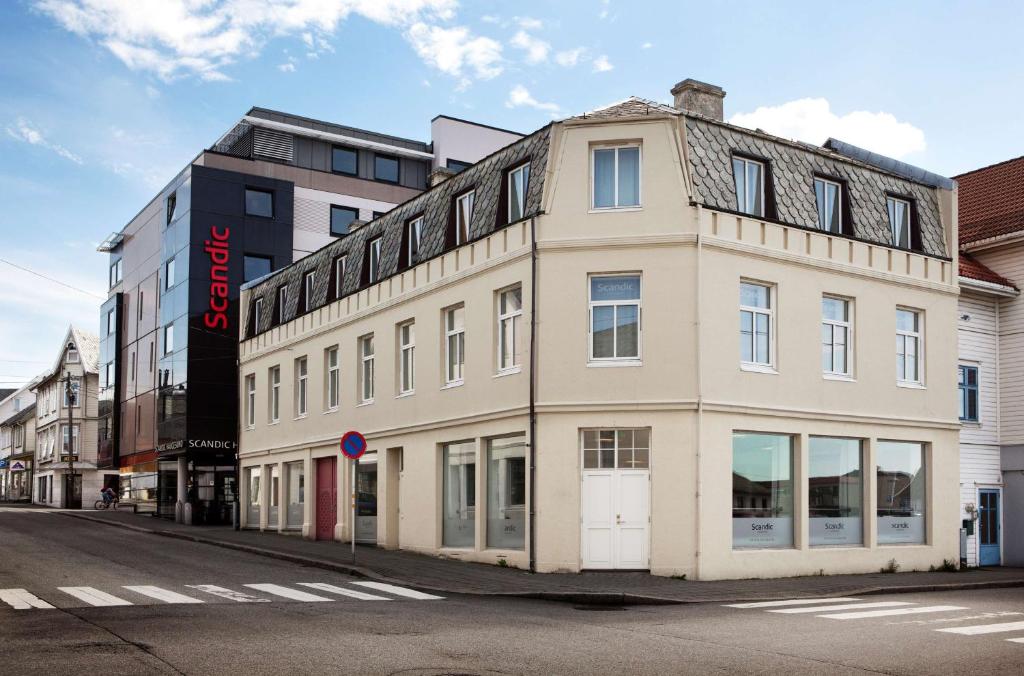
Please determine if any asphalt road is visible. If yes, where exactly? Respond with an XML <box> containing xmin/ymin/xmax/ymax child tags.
<box><xmin>2</xmin><ymin>509</ymin><xmax>1023</xmax><ymax>675</ymax></box>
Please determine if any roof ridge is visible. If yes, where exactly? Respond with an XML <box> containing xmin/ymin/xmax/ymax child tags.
<box><xmin>953</xmin><ymin>153</ymin><xmax>1024</xmax><ymax>179</ymax></box>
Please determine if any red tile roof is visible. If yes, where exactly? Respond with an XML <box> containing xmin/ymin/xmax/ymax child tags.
<box><xmin>959</xmin><ymin>253</ymin><xmax>1017</xmax><ymax>289</ymax></box>
<box><xmin>955</xmin><ymin>155</ymin><xmax>1024</xmax><ymax>244</ymax></box>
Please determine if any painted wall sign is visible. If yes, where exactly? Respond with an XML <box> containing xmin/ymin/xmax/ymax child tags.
<box><xmin>203</xmin><ymin>226</ymin><xmax>231</xmax><ymax>330</ymax></box>
<box><xmin>11</xmin><ymin>461</ymin><xmax>26</xmax><ymax>471</ymax></box>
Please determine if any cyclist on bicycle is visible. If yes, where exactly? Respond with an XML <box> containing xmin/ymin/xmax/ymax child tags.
<box><xmin>100</xmin><ymin>486</ymin><xmax>117</xmax><ymax>506</ymax></box>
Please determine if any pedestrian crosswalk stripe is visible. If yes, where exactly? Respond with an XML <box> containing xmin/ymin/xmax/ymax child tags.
<box><xmin>937</xmin><ymin>621</ymin><xmax>1024</xmax><ymax>636</ymax></box>
<box><xmin>123</xmin><ymin>586</ymin><xmax>204</xmax><ymax>604</ymax></box>
<box><xmin>352</xmin><ymin>581</ymin><xmax>444</xmax><ymax>600</ymax></box>
<box><xmin>297</xmin><ymin>582</ymin><xmax>391</xmax><ymax>601</ymax></box>
<box><xmin>769</xmin><ymin>601</ymin><xmax>910</xmax><ymax>615</ymax></box>
<box><xmin>59</xmin><ymin>587</ymin><xmax>133</xmax><ymax>607</ymax></box>
<box><xmin>0</xmin><ymin>508</ymin><xmax>57</xmax><ymax>513</ymax></box>
<box><xmin>186</xmin><ymin>585</ymin><xmax>271</xmax><ymax>603</ymax></box>
<box><xmin>1006</xmin><ymin>638</ymin><xmax>1024</xmax><ymax>644</ymax></box>
<box><xmin>244</xmin><ymin>584</ymin><xmax>333</xmax><ymax>602</ymax></box>
<box><xmin>0</xmin><ymin>588</ymin><xmax>54</xmax><ymax>610</ymax></box>
<box><xmin>820</xmin><ymin>605</ymin><xmax>967</xmax><ymax>620</ymax></box>
<box><xmin>725</xmin><ymin>597</ymin><xmax>862</xmax><ymax>609</ymax></box>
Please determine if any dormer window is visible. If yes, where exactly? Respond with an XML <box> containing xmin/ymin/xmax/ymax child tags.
<box><xmin>593</xmin><ymin>145</ymin><xmax>640</xmax><ymax>209</ymax></box>
<box><xmin>814</xmin><ymin>178</ymin><xmax>843</xmax><ymax>233</ymax></box>
<box><xmin>368</xmin><ymin>237</ymin><xmax>383</xmax><ymax>284</ymax></box>
<box><xmin>276</xmin><ymin>285</ymin><xmax>288</xmax><ymax>324</ymax></box>
<box><xmin>407</xmin><ymin>216</ymin><xmax>423</xmax><ymax>267</ymax></box>
<box><xmin>732</xmin><ymin>156</ymin><xmax>765</xmax><ymax>217</ymax></box>
<box><xmin>332</xmin><ymin>255</ymin><xmax>347</xmax><ymax>299</ymax></box>
<box><xmin>887</xmin><ymin>196</ymin><xmax>913</xmax><ymax>249</ymax></box>
<box><xmin>66</xmin><ymin>346</ymin><xmax>79</xmax><ymax>363</ymax></box>
<box><xmin>253</xmin><ymin>297</ymin><xmax>264</xmax><ymax>331</ymax></box>
<box><xmin>303</xmin><ymin>271</ymin><xmax>315</xmax><ymax>312</ymax></box>
<box><xmin>508</xmin><ymin>163</ymin><xmax>530</xmax><ymax>222</ymax></box>
<box><xmin>456</xmin><ymin>191</ymin><xmax>474</xmax><ymax>245</ymax></box>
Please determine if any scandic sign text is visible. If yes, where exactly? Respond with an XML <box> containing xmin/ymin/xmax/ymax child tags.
<box><xmin>203</xmin><ymin>226</ymin><xmax>230</xmax><ymax>330</ymax></box>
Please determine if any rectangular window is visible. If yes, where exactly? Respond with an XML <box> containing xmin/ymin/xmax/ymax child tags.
<box><xmin>399</xmin><ymin>321</ymin><xmax>415</xmax><ymax>394</ymax></box>
<box><xmin>109</xmin><ymin>259</ymin><xmax>122</xmax><ymax>288</ymax></box>
<box><xmin>253</xmin><ymin>298</ymin><xmax>264</xmax><ymax>331</ymax></box>
<box><xmin>63</xmin><ymin>378</ymin><xmax>80</xmax><ymax>407</ymax></box>
<box><xmin>333</xmin><ymin>256</ymin><xmax>347</xmax><ymax>299</ymax></box>
<box><xmin>331</xmin><ymin>146</ymin><xmax>358</xmax><ymax>175</ymax></box>
<box><xmin>887</xmin><ymin>197</ymin><xmax>912</xmax><ymax>249</ymax></box>
<box><xmin>445</xmin><ymin>306</ymin><xmax>466</xmax><ymax>385</ymax></box>
<box><xmin>277</xmin><ymin>286</ymin><xmax>288</xmax><ymax>324</ymax></box>
<box><xmin>876</xmin><ymin>441</ymin><xmax>926</xmax><ymax>544</ymax></box>
<box><xmin>303</xmin><ymin>271</ymin><xmax>315</xmax><ymax>312</ymax></box>
<box><xmin>487</xmin><ymin>435</ymin><xmax>527</xmax><ymax>550</ymax></box>
<box><xmin>456</xmin><ymin>191</ymin><xmax>474</xmax><ymax>245</ymax></box>
<box><xmin>368</xmin><ymin>237</ymin><xmax>382</xmax><ymax>284</ymax></box>
<box><xmin>245</xmin><ymin>374</ymin><xmax>256</xmax><ymax>428</ymax></box>
<box><xmin>447</xmin><ymin>158</ymin><xmax>471</xmax><ymax>173</ymax></box>
<box><xmin>326</xmin><ymin>346</ymin><xmax>339</xmax><ymax>410</ymax></box>
<box><xmin>165</xmin><ymin>258</ymin><xmax>175</xmax><ymax>290</ymax></box>
<box><xmin>809</xmin><ymin>437</ymin><xmax>863</xmax><ymax>546</ymax></box>
<box><xmin>330</xmin><ymin>205</ymin><xmax>358</xmax><ymax>236</ymax></box>
<box><xmin>138</xmin><ymin>291</ymin><xmax>144</xmax><ymax>321</ymax></box>
<box><xmin>359</xmin><ymin>335</ymin><xmax>375</xmax><ymax>403</ymax></box>
<box><xmin>508</xmin><ymin>163</ymin><xmax>530</xmax><ymax>222</ymax></box>
<box><xmin>592</xmin><ymin>146</ymin><xmax>640</xmax><ymax>209</ymax></box>
<box><xmin>732</xmin><ymin>432</ymin><xmax>793</xmax><ymax>549</ymax></box>
<box><xmin>732</xmin><ymin>156</ymin><xmax>765</xmax><ymax>217</ymax></box>
<box><xmin>106</xmin><ymin>309</ymin><xmax>116</xmax><ymax>335</ymax></box>
<box><xmin>61</xmin><ymin>424</ymin><xmax>79</xmax><ymax>454</ymax></box>
<box><xmin>582</xmin><ymin>428</ymin><xmax>650</xmax><ymax>469</ymax></box>
<box><xmin>896</xmin><ymin>308</ymin><xmax>922</xmax><ymax>384</ymax></box>
<box><xmin>959</xmin><ymin>365</ymin><xmax>979</xmax><ymax>422</ymax></box>
<box><xmin>407</xmin><ymin>217</ymin><xmax>422</xmax><ymax>266</ymax></box>
<box><xmin>589</xmin><ymin>275</ymin><xmax>641</xmax><ymax>361</ymax></box>
<box><xmin>442</xmin><ymin>441</ymin><xmax>476</xmax><ymax>547</ymax></box>
<box><xmin>374</xmin><ymin>154</ymin><xmax>400</xmax><ymax>183</ymax></box>
<box><xmin>245</xmin><ymin>188</ymin><xmax>273</xmax><ymax>218</ymax></box>
<box><xmin>497</xmin><ymin>286</ymin><xmax>523</xmax><ymax>372</ymax></box>
<box><xmin>163</xmin><ymin>324</ymin><xmax>173</xmax><ymax>355</ymax></box>
<box><xmin>295</xmin><ymin>357</ymin><xmax>308</xmax><ymax>417</ymax></box>
<box><xmin>740</xmin><ymin>281</ymin><xmax>772</xmax><ymax>367</ymax></box>
<box><xmin>269</xmin><ymin>366</ymin><xmax>280</xmax><ymax>423</ymax></box>
<box><xmin>243</xmin><ymin>255</ymin><xmax>272</xmax><ymax>283</ymax></box>
<box><xmin>286</xmin><ymin>461</ymin><xmax>304</xmax><ymax>528</ymax></box>
<box><xmin>814</xmin><ymin>178</ymin><xmax>842</xmax><ymax>233</ymax></box>
<box><xmin>822</xmin><ymin>296</ymin><xmax>851</xmax><ymax>376</ymax></box>
<box><xmin>268</xmin><ymin>465</ymin><xmax>280</xmax><ymax>528</ymax></box>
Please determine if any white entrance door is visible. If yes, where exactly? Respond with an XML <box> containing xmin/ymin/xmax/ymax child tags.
<box><xmin>582</xmin><ymin>469</ymin><xmax>650</xmax><ymax>569</ymax></box>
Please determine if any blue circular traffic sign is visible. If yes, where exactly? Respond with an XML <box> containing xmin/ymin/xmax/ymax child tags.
<box><xmin>340</xmin><ymin>430</ymin><xmax>367</xmax><ymax>459</ymax></box>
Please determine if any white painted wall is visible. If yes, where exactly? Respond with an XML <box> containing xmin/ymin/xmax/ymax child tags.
<box><xmin>431</xmin><ymin>117</ymin><xmax>522</xmax><ymax>170</ymax></box>
<box><xmin>292</xmin><ymin>186</ymin><xmax>399</xmax><ymax>262</ymax></box>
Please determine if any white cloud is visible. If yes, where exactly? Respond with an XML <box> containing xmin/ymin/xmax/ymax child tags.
<box><xmin>510</xmin><ymin>30</ymin><xmax>549</xmax><ymax>64</ymax></box>
<box><xmin>506</xmin><ymin>84</ymin><xmax>559</xmax><ymax>114</ymax></box>
<box><xmin>278</xmin><ymin>62</ymin><xmax>296</xmax><ymax>72</ymax></box>
<box><xmin>728</xmin><ymin>98</ymin><xmax>927</xmax><ymax>159</ymax></box>
<box><xmin>640</xmin><ymin>41</ymin><xmax>652</xmax><ymax>49</ymax></box>
<box><xmin>516</xmin><ymin>16</ymin><xmax>543</xmax><ymax>30</ymax></box>
<box><xmin>480</xmin><ymin>14</ymin><xmax>500</xmax><ymax>24</ymax></box>
<box><xmin>405</xmin><ymin>22</ymin><xmax>503</xmax><ymax>80</ymax></box>
<box><xmin>599</xmin><ymin>0</ymin><xmax>611</xmax><ymax>19</ymax></box>
<box><xmin>5</xmin><ymin>118</ymin><xmax>83</xmax><ymax>164</ymax></box>
<box><xmin>144</xmin><ymin>84</ymin><xmax>161</xmax><ymax>99</ymax></box>
<box><xmin>592</xmin><ymin>54</ymin><xmax>613</xmax><ymax>72</ymax></box>
<box><xmin>555</xmin><ymin>47</ymin><xmax>584</xmax><ymax>67</ymax></box>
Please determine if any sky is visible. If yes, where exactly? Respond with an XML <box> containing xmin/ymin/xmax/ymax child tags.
<box><xmin>1</xmin><ymin>0</ymin><xmax>1022</xmax><ymax>390</ymax></box>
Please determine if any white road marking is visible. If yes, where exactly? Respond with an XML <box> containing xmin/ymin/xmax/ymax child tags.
<box><xmin>770</xmin><ymin>601</ymin><xmax>910</xmax><ymax>615</ymax></box>
<box><xmin>937</xmin><ymin>621</ymin><xmax>1024</xmax><ymax>636</ymax></box>
<box><xmin>186</xmin><ymin>585</ymin><xmax>271</xmax><ymax>603</ymax></box>
<box><xmin>820</xmin><ymin>605</ymin><xmax>968</xmax><ymax>620</ymax></box>
<box><xmin>727</xmin><ymin>597</ymin><xmax>862</xmax><ymax>609</ymax></box>
<box><xmin>59</xmin><ymin>587</ymin><xmax>133</xmax><ymax>607</ymax></box>
<box><xmin>0</xmin><ymin>588</ymin><xmax>55</xmax><ymax>610</ymax></box>
<box><xmin>244</xmin><ymin>584</ymin><xmax>333</xmax><ymax>602</ymax></box>
<box><xmin>1006</xmin><ymin>638</ymin><xmax>1024</xmax><ymax>644</ymax></box>
<box><xmin>0</xmin><ymin>508</ymin><xmax>57</xmax><ymax>513</ymax></box>
<box><xmin>351</xmin><ymin>581</ymin><xmax>444</xmax><ymax>600</ymax></box>
<box><xmin>123</xmin><ymin>586</ymin><xmax>204</xmax><ymax>604</ymax></box>
<box><xmin>297</xmin><ymin>583</ymin><xmax>391</xmax><ymax>601</ymax></box>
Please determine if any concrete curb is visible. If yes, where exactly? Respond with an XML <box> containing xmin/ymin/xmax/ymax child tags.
<box><xmin>56</xmin><ymin>511</ymin><xmax>1024</xmax><ymax>606</ymax></box>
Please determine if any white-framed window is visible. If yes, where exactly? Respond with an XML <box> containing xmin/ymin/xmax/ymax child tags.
<box><xmin>269</xmin><ymin>365</ymin><xmax>281</xmax><ymax>423</ymax></box>
<box><xmin>407</xmin><ymin>217</ymin><xmax>422</xmax><ymax>266</ymax></box>
<box><xmin>368</xmin><ymin>237</ymin><xmax>383</xmax><ymax>284</ymax></box>
<box><xmin>63</xmin><ymin>377</ymin><xmax>80</xmax><ymax>407</ymax></box>
<box><xmin>61</xmin><ymin>424</ymin><xmax>79</xmax><ymax>455</ymax></box>
<box><xmin>295</xmin><ymin>356</ymin><xmax>308</xmax><ymax>417</ymax></box>
<box><xmin>592</xmin><ymin>145</ymin><xmax>640</xmax><ymax>209</ymax></box>
<box><xmin>497</xmin><ymin>286</ymin><xmax>523</xmax><ymax>372</ymax></box>
<box><xmin>165</xmin><ymin>258</ymin><xmax>175</xmax><ymax>290</ymax></box>
<box><xmin>740</xmin><ymin>281</ymin><xmax>773</xmax><ymax>368</ymax></box>
<box><xmin>163</xmin><ymin>324</ymin><xmax>174</xmax><ymax>355</ymax></box>
<box><xmin>303</xmin><ymin>271</ymin><xmax>315</xmax><ymax>312</ymax></box>
<box><xmin>253</xmin><ymin>298</ymin><xmax>264</xmax><ymax>330</ymax></box>
<box><xmin>814</xmin><ymin>177</ymin><xmax>842</xmax><ymax>233</ymax></box>
<box><xmin>887</xmin><ymin>196</ymin><xmax>912</xmax><ymax>249</ymax></box>
<box><xmin>334</xmin><ymin>255</ymin><xmax>347</xmax><ymax>298</ymax></box>
<box><xmin>732</xmin><ymin>156</ymin><xmax>765</xmax><ymax>217</ymax></box>
<box><xmin>66</xmin><ymin>346</ymin><xmax>79</xmax><ymax>363</ymax></box>
<box><xmin>359</xmin><ymin>335</ymin><xmax>375</xmax><ymax>403</ymax></box>
<box><xmin>822</xmin><ymin>296</ymin><xmax>852</xmax><ymax>377</ymax></box>
<box><xmin>508</xmin><ymin>163</ymin><xmax>530</xmax><ymax>222</ymax></box>
<box><xmin>325</xmin><ymin>346</ymin><xmax>339</xmax><ymax>410</ymax></box>
<box><xmin>399</xmin><ymin>321</ymin><xmax>415</xmax><ymax>394</ymax></box>
<box><xmin>277</xmin><ymin>285</ymin><xmax>288</xmax><ymax>322</ymax></box>
<box><xmin>109</xmin><ymin>259</ymin><xmax>122</xmax><ymax>288</ymax></box>
<box><xmin>456</xmin><ymin>191</ymin><xmax>474</xmax><ymax>245</ymax></box>
<box><xmin>245</xmin><ymin>374</ymin><xmax>256</xmax><ymax>428</ymax></box>
<box><xmin>444</xmin><ymin>306</ymin><xmax>466</xmax><ymax>385</ymax></box>
<box><xmin>896</xmin><ymin>308</ymin><xmax>923</xmax><ymax>385</ymax></box>
<box><xmin>106</xmin><ymin>309</ymin><xmax>116</xmax><ymax>335</ymax></box>
<box><xmin>588</xmin><ymin>274</ymin><xmax>641</xmax><ymax>361</ymax></box>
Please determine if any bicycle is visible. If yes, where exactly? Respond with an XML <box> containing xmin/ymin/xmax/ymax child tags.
<box><xmin>93</xmin><ymin>498</ymin><xmax>119</xmax><ymax>510</ymax></box>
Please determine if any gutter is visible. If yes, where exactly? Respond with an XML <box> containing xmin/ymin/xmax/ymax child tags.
<box><xmin>958</xmin><ymin>276</ymin><xmax>1019</xmax><ymax>298</ymax></box>
<box><xmin>528</xmin><ymin>215</ymin><xmax>539</xmax><ymax>573</ymax></box>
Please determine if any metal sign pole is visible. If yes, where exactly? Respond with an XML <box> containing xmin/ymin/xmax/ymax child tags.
<box><xmin>351</xmin><ymin>457</ymin><xmax>357</xmax><ymax>562</ymax></box>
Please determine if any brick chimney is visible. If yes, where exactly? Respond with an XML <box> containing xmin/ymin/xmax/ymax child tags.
<box><xmin>670</xmin><ymin>79</ymin><xmax>726</xmax><ymax>121</ymax></box>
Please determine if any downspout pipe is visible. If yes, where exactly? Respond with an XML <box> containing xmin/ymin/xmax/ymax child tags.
<box><xmin>528</xmin><ymin>214</ymin><xmax>539</xmax><ymax>573</ymax></box>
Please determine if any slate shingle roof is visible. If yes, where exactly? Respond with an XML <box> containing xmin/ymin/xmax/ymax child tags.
<box><xmin>245</xmin><ymin>125</ymin><xmax>551</xmax><ymax>338</ymax></box>
<box><xmin>955</xmin><ymin>155</ymin><xmax>1024</xmax><ymax>245</ymax></box>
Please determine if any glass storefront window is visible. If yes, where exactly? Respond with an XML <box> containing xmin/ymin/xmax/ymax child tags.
<box><xmin>246</xmin><ymin>467</ymin><xmax>260</xmax><ymax>528</ymax></box>
<box><xmin>486</xmin><ymin>435</ymin><xmax>526</xmax><ymax>550</ymax></box>
<box><xmin>286</xmin><ymin>461</ymin><xmax>304</xmax><ymax>529</ymax></box>
<box><xmin>732</xmin><ymin>433</ymin><xmax>793</xmax><ymax>549</ymax></box>
<box><xmin>876</xmin><ymin>441</ymin><xmax>926</xmax><ymax>544</ymax></box>
<box><xmin>809</xmin><ymin>437</ymin><xmax>863</xmax><ymax>546</ymax></box>
<box><xmin>268</xmin><ymin>465</ymin><xmax>279</xmax><ymax>528</ymax></box>
<box><xmin>442</xmin><ymin>441</ymin><xmax>476</xmax><ymax>548</ymax></box>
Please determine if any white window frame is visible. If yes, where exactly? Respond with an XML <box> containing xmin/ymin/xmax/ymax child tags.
<box><xmin>334</xmin><ymin>256</ymin><xmax>347</xmax><ymax>298</ymax></box>
<box><xmin>295</xmin><ymin>356</ymin><xmax>308</xmax><ymax>418</ymax></box>
<box><xmin>253</xmin><ymin>298</ymin><xmax>264</xmax><ymax>330</ymax></box>
<box><xmin>591</xmin><ymin>144</ymin><xmax>642</xmax><ymax>210</ymax></box>
<box><xmin>733</xmin><ymin>156</ymin><xmax>766</xmax><ymax>217</ymax></box>
<box><xmin>399</xmin><ymin>321</ymin><xmax>415</xmax><ymax>395</ymax></box>
<box><xmin>277</xmin><ymin>286</ymin><xmax>288</xmax><ymax>322</ymax></box>
<box><xmin>245</xmin><ymin>374</ymin><xmax>256</xmax><ymax>428</ymax></box>
<box><xmin>587</xmin><ymin>274</ymin><xmax>642</xmax><ymax>364</ymax></box>
<box><xmin>822</xmin><ymin>295</ymin><xmax>853</xmax><ymax>378</ymax></box>
<box><xmin>456</xmin><ymin>191</ymin><xmax>474</xmax><ymax>245</ymax></box>
<box><xmin>407</xmin><ymin>217</ymin><xmax>422</xmax><ymax>265</ymax></box>
<box><xmin>814</xmin><ymin>177</ymin><xmax>843</xmax><ymax>233</ymax></box>
<box><xmin>61</xmin><ymin>424</ymin><xmax>79</xmax><ymax>455</ymax></box>
<box><xmin>359</xmin><ymin>335</ymin><xmax>375</xmax><ymax>403</ymax></box>
<box><xmin>326</xmin><ymin>346</ymin><xmax>339</xmax><ymax>411</ymax></box>
<box><xmin>887</xmin><ymin>196</ymin><xmax>912</xmax><ymax>249</ymax></box>
<box><xmin>63</xmin><ymin>378</ymin><xmax>80</xmax><ymax>408</ymax></box>
<box><xmin>109</xmin><ymin>259</ymin><xmax>122</xmax><ymax>288</ymax></box>
<box><xmin>896</xmin><ymin>307</ymin><xmax>924</xmax><ymax>386</ymax></box>
<box><xmin>444</xmin><ymin>305</ymin><xmax>466</xmax><ymax>386</ymax></box>
<box><xmin>739</xmin><ymin>280</ymin><xmax>775</xmax><ymax>371</ymax></box>
<box><xmin>165</xmin><ymin>258</ymin><xmax>175</xmax><ymax>290</ymax></box>
<box><xmin>303</xmin><ymin>272</ymin><xmax>315</xmax><ymax>313</ymax></box>
<box><xmin>368</xmin><ymin>237</ymin><xmax>383</xmax><ymax>284</ymax></box>
<box><xmin>508</xmin><ymin>163</ymin><xmax>530</xmax><ymax>222</ymax></box>
<box><xmin>163</xmin><ymin>324</ymin><xmax>173</xmax><ymax>355</ymax></box>
<box><xmin>497</xmin><ymin>286</ymin><xmax>523</xmax><ymax>373</ymax></box>
<box><xmin>269</xmin><ymin>366</ymin><xmax>281</xmax><ymax>423</ymax></box>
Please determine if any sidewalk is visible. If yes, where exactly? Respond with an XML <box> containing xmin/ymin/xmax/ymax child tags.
<box><xmin>51</xmin><ymin>506</ymin><xmax>1024</xmax><ymax>605</ymax></box>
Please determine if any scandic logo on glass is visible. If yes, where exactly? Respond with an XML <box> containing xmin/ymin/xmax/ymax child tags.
<box><xmin>203</xmin><ymin>226</ymin><xmax>230</xmax><ymax>330</ymax></box>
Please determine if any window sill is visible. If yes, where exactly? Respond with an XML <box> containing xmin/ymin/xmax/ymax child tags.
<box><xmin>493</xmin><ymin>367</ymin><xmax>522</xmax><ymax>378</ymax></box>
<box><xmin>323</xmin><ymin>407</ymin><xmax>339</xmax><ymax>415</ymax></box>
<box><xmin>442</xmin><ymin>381</ymin><xmax>464</xmax><ymax>390</ymax></box>
<box><xmin>395</xmin><ymin>391</ymin><xmax>415</xmax><ymax>399</ymax></box>
<box><xmin>960</xmin><ymin>420</ymin><xmax>981</xmax><ymax>427</ymax></box>
<box><xmin>740</xmin><ymin>363</ymin><xmax>777</xmax><ymax>375</ymax></box>
<box><xmin>897</xmin><ymin>381</ymin><xmax>926</xmax><ymax>390</ymax></box>
<box><xmin>587</xmin><ymin>360</ymin><xmax>642</xmax><ymax>368</ymax></box>
<box><xmin>356</xmin><ymin>400</ymin><xmax>374</xmax><ymax>407</ymax></box>
<box><xmin>268</xmin><ymin>420</ymin><xmax>280</xmax><ymax>426</ymax></box>
<box><xmin>293</xmin><ymin>415</ymin><xmax>308</xmax><ymax>421</ymax></box>
<box><xmin>823</xmin><ymin>374</ymin><xmax>856</xmax><ymax>383</ymax></box>
<box><xmin>245</xmin><ymin>425</ymin><xmax>255</xmax><ymax>432</ymax></box>
<box><xmin>589</xmin><ymin>206</ymin><xmax>642</xmax><ymax>214</ymax></box>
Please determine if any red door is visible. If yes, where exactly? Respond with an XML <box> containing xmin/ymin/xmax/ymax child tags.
<box><xmin>316</xmin><ymin>457</ymin><xmax>337</xmax><ymax>540</ymax></box>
